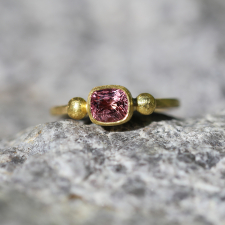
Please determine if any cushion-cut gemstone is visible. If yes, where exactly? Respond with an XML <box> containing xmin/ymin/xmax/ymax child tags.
<box><xmin>90</xmin><ymin>88</ymin><xmax>128</xmax><ymax>122</ymax></box>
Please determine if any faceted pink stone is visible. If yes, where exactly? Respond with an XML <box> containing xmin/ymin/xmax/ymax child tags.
<box><xmin>90</xmin><ymin>88</ymin><xmax>128</xmax><ymax>122</ymax></box>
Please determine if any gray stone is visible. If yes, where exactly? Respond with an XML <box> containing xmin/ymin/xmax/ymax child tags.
<box><xmin>1</xmin><ymin>110</ymin><xmax>225</xmax><ymax>225</ymax></box>
<box><xmin>1</xmin><ymin>0</ymin><xmax>225</xmax><ymax>224</ymax></box>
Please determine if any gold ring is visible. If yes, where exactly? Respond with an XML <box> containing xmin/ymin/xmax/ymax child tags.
<box><xmin>50</xmin><ymin>85</ymin><xmax>180</xmax><ymax>126</ymax></box>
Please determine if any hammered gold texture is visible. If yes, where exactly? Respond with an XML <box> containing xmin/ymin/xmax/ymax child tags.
<box><xmin>67</xmin><ymin>97</ymin><xmax>87</xmax><ymax>120</ymax></box>
<box><xmin>50</xmin><ymin>105</ymin><xmax>68</xmax><ymax>116</ymax></box>
<box><xmin>136</xmin><ymin>93</ymin><xmax>156</xmax><ymax>115</ymax></box>
<box><xmin>51</xmin><ymin>85</ymin><xmax>179</xmax><ymax>126</ymax></box>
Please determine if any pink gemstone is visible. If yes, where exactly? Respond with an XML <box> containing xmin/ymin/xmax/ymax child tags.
<box><xmin>91</xmin><ymin>88</ymin><xmax>128</xmax><ymax>122</ymax></box>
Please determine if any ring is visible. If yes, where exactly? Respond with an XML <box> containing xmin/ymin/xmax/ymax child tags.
<box><xmin>50</xmin><ymin>85</ymin><xmax>180</xmax><ymax>126</ymax></box>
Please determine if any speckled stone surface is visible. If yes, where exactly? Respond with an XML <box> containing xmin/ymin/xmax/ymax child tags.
<box><xmin>1</xmin><ymin>0</ymin><xmax>225</xmax><ymax>224</ymax></box>
<box><xmin>0</xmin><ymin>111</ymin><xmax>225</xmax><ymax>225</ymax></box>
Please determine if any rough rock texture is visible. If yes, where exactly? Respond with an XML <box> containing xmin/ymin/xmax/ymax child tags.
<box><xmin>1</xmin><ymin>0</ymin><xmax>225</xmax><ymax>138</ymax></box>
<box><xmin>1</xmin><ymin>111</ymin><xmax>225</xmax><ymax>225</ymax></box>
<box><xmin>1</xmin><ymin>2</ymin><xmax>225</xmax><ymax>223</ymax></box>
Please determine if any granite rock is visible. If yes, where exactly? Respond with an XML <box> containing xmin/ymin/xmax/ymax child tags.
<box><xmin>0</xmin><ymin>111</ymin><xmax>225</xmax><ymax>225</ymax></box>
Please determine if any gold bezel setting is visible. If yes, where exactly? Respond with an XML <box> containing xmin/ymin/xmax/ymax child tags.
<box><xmin>87</xmin><ymin>85</ymin><xmax>134</xmax><ymax>126</ymax></box>
<box><xmin>51</xmin><ymin>85</ymin><xmax>180</xmax><ymax>126</ymax></box>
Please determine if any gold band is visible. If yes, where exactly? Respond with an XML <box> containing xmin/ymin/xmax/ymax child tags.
<box><xmin>50</xmin><ymin>85</ymin><xmax>180</xmax><ymax>126</ymax></box>
<box><xmin>50</xmin><ymin>105</ymin><xmax>68</xmax><ymax>116</ymax></box>
<box><xmin>155</xmin><ymin>98</ymin><xmax>180</xmax><ymax>109</ymax></box>
<box><xmin>51</xmin><ymin>98</ymin><xmax>179</xmax><ymax>116</ymax></box>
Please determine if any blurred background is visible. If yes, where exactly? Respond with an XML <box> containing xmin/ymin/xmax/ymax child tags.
<box><xmin>0</xmin><ymin>0</ymin><xmax>225</xmax><ymax>138</ymax></box>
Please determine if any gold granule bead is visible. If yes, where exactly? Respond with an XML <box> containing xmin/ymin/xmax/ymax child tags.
<box><xmin>68</xmin><ymin>97</ymin><xmax>87</xmax><ymax>120</ymax></box>
<box><xmin>136</xmin><ymin>93</ymin><xmax>156</xmax><ymax>115</ymax></box>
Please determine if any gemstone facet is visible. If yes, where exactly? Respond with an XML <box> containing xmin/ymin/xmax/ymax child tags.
<box><xmin>90</xmin><ymin>88</ymin><xmax>129</xmax><ymax>122</ymax></box>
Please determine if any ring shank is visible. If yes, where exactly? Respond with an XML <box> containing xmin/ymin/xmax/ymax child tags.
<box><xmin>50</xmin><ymin>98</ymin><xmax>180</xmax><ymax>116</ymax></box>
<box><xmin>154</xmin><ymin>98</ymin><xmax>180</xmax><ymax>113</ymax></box>
<box><xmin>50</xmin><ymin>105</ymin><xmax>68</xmax><ymax>115</ymax></box>
<box><xmin>155</xmin><ymin>99</ymin><xmax>180</xmax><ymax>108</ymax></box>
